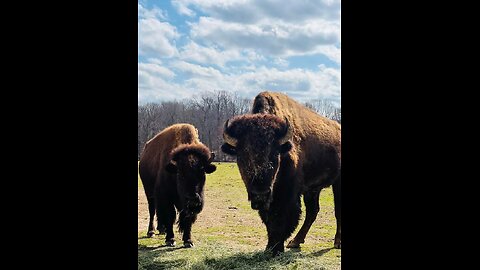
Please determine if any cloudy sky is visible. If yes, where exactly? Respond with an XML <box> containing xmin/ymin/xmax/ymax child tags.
<box><xmin>138</xmin><ymin>0</ymin><xmax>341</xmax><ymax>107</ymax></box>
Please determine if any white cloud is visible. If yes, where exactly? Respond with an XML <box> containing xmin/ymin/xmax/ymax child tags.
<box><xmin>138</xmin><ymin>62</ymin><xmax>190</xmax><ymax>104</ymax></box>
<box><xmin>174</xmin><ymin>0</ymin><xmax>340</xmax><ymax>23</ymax></box>
<box><xmin>138</xmin><ymin>1</ymin><xmax>341</xmax><ymax>106</ymax></box>
<box><xmin>244</xmin><ymin>50</ymin><xmax>266</xmax><ymax>62</ymax></box>
<box><xmin>315</xmin><ymin>45</ymin><xmax>341</xmax><ymax>64</ymax></box>
<box><xmin>146</xmin><ymin>58</ymin><xmax>163</xmax><ymax>65</ymax></box>
<box><xmin>179</xmin><ymin>42</ymin><xmax>241</xmax><ymax>67</ymax></box>
<box><xmin>236</xmin><ymin>66</ymin><xmax>340</xmax><ymax>101</ymax></box>
<box><xmin>138</xmin><ymin>18</ymin><xmax>179</xmax><ymax>57</ymax></box>
<box><xmin>179</xmin><ymin>1</ymin><xmax>341</xmax><ymax>61</ymax></box>
<box><xmin>191</xmin><ymin>17</ymin><xmax>339</xmax><ymax>57</ymax></box>
<box><xmin>171</xmin><ymin>60</ymin><xmax>223</xmax><ymax>78</ymax></box>
<box><xmin>172</xmin><ymin>0</ymin><xmax>196</xmax><ymax>17</ymax></box>
<box><xmin>138</xmin><ymin>4</ymin><xmax>167</xmax><ymax>20</ymax></box>
<box><xmin>138</xmin><ymin>62</ymin><xmax>175</xmax><ymax>79</ymax></box>
<box><xmin>138</xmin><ymin>60</ymin><xmax>340</xmax><ymax>105</ymax></box>
<box><xmin>273</xmin><ymin>58</ymin><xmax>289</xmax><ymax>67</ymax></box>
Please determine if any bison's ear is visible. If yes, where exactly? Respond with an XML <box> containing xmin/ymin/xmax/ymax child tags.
<box><xmin>221</xmin><ymin>143</ymin><xmax>237</xmax><ymax>156</ymax></box>
<box><xmin>205</xmin><ymin>164</ymin><xmax>217</xmax><ymax>174</ymax></box>
<box><xmin>209</xmin><ymin>152</ymin><xmax>215</xmax><ymax>162</ymax></box>
<box><xmin>280</xmin><ymin>141</ymin><xmax>292</xmax><ymax>154</ymax></box>
<box><xmin>165</xmin><ymin>162</ymin><xmax>177</xmax><ymax>174</ymax></box>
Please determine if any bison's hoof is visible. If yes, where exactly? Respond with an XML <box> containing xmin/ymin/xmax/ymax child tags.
<box><xmin>265</xmin><ymin>245</ymin><xmax>284</xmax><ymax>256</ymax></box>
<box><xmin>267</xmin><ymin>249</ymin><xmax>283</xmax><ymax>257</ymax></box>
<box><xmin>183</xmin><ymin>241</ymin><xmax>195</xmax><ymax>248</ymax></box>
<box><xmin>147</xmin><ymin>231</ymin><xmax>155</xmax><ymax>238</ymax></box>
<box><xmin>165</xmin><ymin>239</ymin><xmax>176</xmax><ymax>247</ymax></box>
<box><xmin>286</xmin><ymin>239</ymin><xmax>302</xmax><ymax>248</ymax></box>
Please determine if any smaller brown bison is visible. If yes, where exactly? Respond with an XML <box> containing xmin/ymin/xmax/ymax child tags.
<box><xmin>139</xmin><ymin>124</ymin><xmax>217</xmax><ymax>247</ymax></box>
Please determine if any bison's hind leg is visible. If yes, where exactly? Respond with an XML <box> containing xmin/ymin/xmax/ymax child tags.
<box><xmin>146</xmin><ymin>196</ymin><xmax>156</xmax><ymax>238</ymax></box>
<box><xmin>332</xmin><ymin>177</ymin><xmax>341</xmax><ymax>249</ymax></box>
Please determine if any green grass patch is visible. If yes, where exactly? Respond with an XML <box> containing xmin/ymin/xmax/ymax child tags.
<box><xmin>138</xmin><ymin>162</ymin><xmax>340</xmax><ymax>270</ymax></box>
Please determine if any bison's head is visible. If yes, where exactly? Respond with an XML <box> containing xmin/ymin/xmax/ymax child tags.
<box><xmin>165</xmin><ymin>145</ymin><xmax>217</xmax><ymax>216</ymax></box>
<box><xmin>221</xmin><ymin>114</ymin><xmax>293</xmax><ymax>211</ymax></box>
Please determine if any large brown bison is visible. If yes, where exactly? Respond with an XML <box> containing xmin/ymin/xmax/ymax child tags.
<box><xmin>221</xmin><ymin>91</ymin><xmax>341</xmax><ymax>255</ymax></box>
<box><xmin>139</xmin><ymin>124</ymin><xmax>217</xmax><ymax>247</ymax></box>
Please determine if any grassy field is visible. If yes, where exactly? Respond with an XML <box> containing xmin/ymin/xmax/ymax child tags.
<box><xmin>138</xmin><ymin>162</ymin><xmax>341</xmax><ymax>270</ymax></box>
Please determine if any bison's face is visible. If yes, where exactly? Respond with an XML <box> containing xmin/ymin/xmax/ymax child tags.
<box><xmin>221</xmin><ymin>115</ymin><xmax>293</xmax><ymax>211</ymax></box>
<box><xmin>166</xmin><ymin>152</ymin><xmax>216</xmax><ymax>216</ymax></box>
<box><xmin>235</xmin><ymin>142</ymin><xmax>286</xmax><ymax>210</ymax></box>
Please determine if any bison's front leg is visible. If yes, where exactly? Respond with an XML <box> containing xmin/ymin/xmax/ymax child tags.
<box><xmin>158</xmin><ymin>200</ymin><xmax>176</xmax><ymax>247</ymax></box>
<box><xmin>263</xmin><ymin>212</ymin><xmax>288</xmax><ymax>256</ymax></box>
<box><xmin>266</xmin><ymin>226</ymin><xmax>285</xmax><ymax>256</ymax></box>
<box><xmin>178</xmin><ymin>211</ymin><xmax>198</xmax><ymax>248</ymax></box>
<box><xmin>262</xmin><ymin>199</ymin><xmax>302</xmax><ymax>256</ymax></box>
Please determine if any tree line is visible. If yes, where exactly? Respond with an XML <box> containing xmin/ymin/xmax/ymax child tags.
<box><xmin>138</xmin><ymin>91</ymin><xmax>341</xmax><ymax>161</ymax></box>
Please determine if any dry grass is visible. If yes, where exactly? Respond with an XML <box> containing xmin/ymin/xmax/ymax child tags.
<box><xmin>138</xmin><ymin>162</ymin><xmax>341</xmax><ymax>269</ymax></box>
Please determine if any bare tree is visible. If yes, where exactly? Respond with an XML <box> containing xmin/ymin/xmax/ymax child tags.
<box><xmin>304</xmin><ymin>99</ymin><xmax>341</xmax><ymax>123</ymax></box>
<box><xmin>138</xmin><ymin>92</ymin><xmax>340</xmax><ymax>160</ymax></box>
<box><xmin>138</xmin><ymin>103</ymin><xmax>163</xmax><ymax>158</ymax></box>
<box><xmin>332</xmin><ymin>108</ymin><xmax>341</xmax><ymax>123</ymax></box>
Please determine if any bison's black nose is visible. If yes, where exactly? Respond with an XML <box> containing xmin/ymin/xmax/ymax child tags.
<box><xmin>185</xmin><ymin>193</ymin><xmax>202</xmax><ymax>213</ymax></box>
<box><xmin>250</xmin><ymin>189</ymin><xmax>271</xmax><ymax>210</ymax></box>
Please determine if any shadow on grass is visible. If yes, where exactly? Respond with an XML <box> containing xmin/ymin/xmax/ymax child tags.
<box><xmin>200</xmin><ymin>251</ymin><xmax>283</xmax><ymax>270</ymax></box>
<box><xmin>139</xmin><ymin>258</ymin><xmax>187</xmax><ymax>270</ymax></box>
<box><xmin>138</xmin><ymin>240</ymin><xmax>338</xmax><ymax>270</ymax></box>
<box><xmin>138</xmin><ymin>243</ymin><xmax>187</xmax><ymax>252</ymax></box>
<box><xmin>138</xmin><ymin>242</ymin><xmax>192</xmax><ymax>270</ymax></box>
<box><xmin>285</xmin><ymin>246</ymin><xmax>334</xmax><ymax>257</ymax></box>
<box><xmin>138</xmin><ymin>233</ymin><xmax>166</xmax><ymax>240</ymax></box>
<box><xmin>196</xmin><ymin>249</ymin><xmax>331</xmax><ymax>270</ymax></box>
<box><xmin>310</xmin><ymin>247</ymin><xmax>335</xmax><ymax>257</ymax></box>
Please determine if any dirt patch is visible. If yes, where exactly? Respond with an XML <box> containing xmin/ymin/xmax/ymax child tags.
<box><xmin>138</xmin><ymin>163</ymin><xmax>340</xmax><ymax>270</ymax></box>
<box><xmin>138</xmin><ymin>188</ymin><xmax>150</xmax><ymax>233</ymax></box>
<box><xmin>137</xmin><ymin>186</ymin><xmax>263</xmax><ymax>234</ymax></box>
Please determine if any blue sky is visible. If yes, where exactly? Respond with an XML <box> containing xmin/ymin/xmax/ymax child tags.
<box><xmin>138</xmin><ymin>0</ymin><xmax>341</xmax><ymax>107</ymax></box>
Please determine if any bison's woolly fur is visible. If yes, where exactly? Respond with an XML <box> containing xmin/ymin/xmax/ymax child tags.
<box><xmin>222</xmin><ymin>91</ymin><xmax>341</xmax><ymax>253</ymax></box>
<box><xmin>170</xmin><ymin>144</ymin><xmax>212</xmax><ymax>164</ymax></box>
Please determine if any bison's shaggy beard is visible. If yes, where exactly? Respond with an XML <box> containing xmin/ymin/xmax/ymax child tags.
<box><xmin>177</xmin><ymin>210</ymin><xmax>198</xmax><ymax>233</ymax></box>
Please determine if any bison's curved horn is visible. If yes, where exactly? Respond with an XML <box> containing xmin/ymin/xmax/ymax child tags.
<box><xmin>278</xmin><ymin>117</ymin><xmax>293</xmax><ymax>145</ymax></box>
<box><xmin>223</xmin><ymin>119</ymin><xmax>238</xmax><ymax>147</ymax></box>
